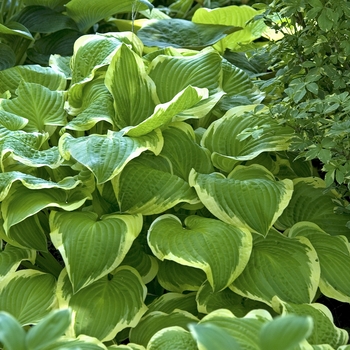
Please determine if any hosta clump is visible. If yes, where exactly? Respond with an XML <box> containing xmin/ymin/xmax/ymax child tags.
<box><xmin>0</xmin><ymin>6</ymin><xmax>350</xmax><ymax>349</ymax></box>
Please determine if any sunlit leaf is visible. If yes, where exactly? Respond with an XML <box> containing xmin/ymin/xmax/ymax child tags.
<box><xmin>50</xmin><ymin>211</ymin><xmax>143</xmax><ymax>292</ymax></box>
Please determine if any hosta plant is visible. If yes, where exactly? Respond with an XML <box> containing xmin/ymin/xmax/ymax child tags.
<box><xmin>0</xmin><ymin>1</ymin><xmax>350</xmax><ymax>349</ymax></box>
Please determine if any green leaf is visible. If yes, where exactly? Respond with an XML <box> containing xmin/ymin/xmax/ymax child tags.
<box><xmin>0</xmin><ymin>43</ymin><xmax>16</xmax><ymax>70</ymax></box>
<box><xmin>113</xmin><ymin>155</ymin><xmax>199</xmax><ymax>215</ymax></box>
<box><xmin>231</xmin><ymin>229</ymin><xmax>320</xmax><ymax>306</ymax></box>
<box><xmin>59</xmin><ymin>129</ymin><xmax>162</xmax><ymax>184</ymax></box>
<box><xmin>26</xmin><ymin>309</ymin><xmax>72</xmax><ymax>350</ymax></box>
<box><xmin>0</xmin><ymin>244</ymin><xmax>35</xmax><ymax>279</ymax></box>
<box><xmin>50</xmin><ymin>211</ymin><xmax>142</xmax><ymax>292</ymax></box>
<box><xmin>147</xmin><ymin>327</ymin><xmax>197</xmax><ymax>350</ymax></box>
<box><xmin>148</xmin><ymin>214</ymin><xmax>252</xmax><ymax>292</ymax></box>
<box><xmin>123</xmin><ymin>85</ymin><xmax>208</xmax><ymax>137</ymax></box>
<box><xmin>1</xmin><ymin>183</ymin><xmax>92</xmax><ymax>233</ymax></box>
<box><xmin>148</xmin><ymin>47</ymin><xmax>222</xmax><ymax>102</ymax></box>
<box><xmin>159</xmin><ymin>122</ymin><xmax>214</xmax><ymax>181</ymax></box>
<box><xmin>0</xmin><ymin>81</ymin><xmax>66</xmax><ymax>133</ymax></box>
<box><xmin>0</xmin><ymin>270</ymin><xmax>57</xmax><ymax>325</ymax></box>
<box><xmin>0</xmin><ymin>64</ymin><xmax>66</xmax><ymax>95</ymax></box>
<box><xmin>272</xmin><ymin>297</ymin><xmax>349</xmax><ymax>348</ymax></box>
<box><xmin>129</xmin><ymin>310</ymin><xmax>199</xmax><ymax>347</ymax></box>
<box><xmin>318</xmin><ymin>8</ymin><xmax>333</xmax><ymax>31</ymax></box>
<box><xmin>202</xmin><ymin>105</ymin><xmax>293</xmax><ymax>172</ymax></box>
<box><xmin>198</xmin><ymin>308</ymin><xmax>272</xmax><ymax>349</ymax></box>
<box><xmin>157</xmin><ymin>260</ymin><xmax>206</xmax><ymax>292</ymax></box>
<box><xmin>66</xmin><ymin>0</ymin><xmax>152</xmax><ymax>32</ymax></box>
<box><xmin>42</xmin><ymin>335</ymin><xmax>109</xmax><ymax>349</ymax></box>
<box><xmin>275</xmin><ymin>177</ymin><xmax>350</xmax><ymax>238</ymax></box>
<box><xmin>105</xmin><ymin>43</ymin><xmax>158</xmax><ymax>129</ymax></box>
<box><xmin>0</xmin><ymin>312</ymin><xmax>26</xmax><ymax>350</ymax></box>
<box><xmin>192</xmin><ymin>5</ymin><xmax>267</xmax><ymax>51</ymax></box>
<box><xmin>189</xmin><ymin>323</ymin><xmax>243</xmax><ymax>350</ymax></box>
<box><xmin>137</xmin><ymin>19</ymin><xmax>239</xmax><ymax>49</ymax></box>
<box><xmin>189</xmin><ymin>165</ymin><xmax>293</xmax><ymax>236</ymax></box>
<box><xmin>13</xmin><ymin>5</ymin><xmax>78</xmax><ymax>33</ymax></box>
<box><xmin>0</xmin><ymin>21</ymin><xmax>34</xmax><ymax>40</ymax></box>
<box><xmin>58</xmin><ymin>267</ymin><xmax>147</xmax><ymax>342</ymax></box>
<box><xmin>288</xmin><ymin>222</ymin><xmax>350</xmax><ymax>303</ymax></box>
<box><xmin>259</xmin><ymin>315</ymin><xmax>313</xmax><ymax>350</ymax></box>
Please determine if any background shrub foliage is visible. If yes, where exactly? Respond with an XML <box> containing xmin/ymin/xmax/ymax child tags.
<box><xmin>0</xmin><ymin>0</ymin><xmax>350</xmax><ymax>349</ymax></box>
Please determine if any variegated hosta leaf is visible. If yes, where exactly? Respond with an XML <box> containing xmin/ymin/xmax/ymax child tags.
<box><xmin>66</xmin><ymin>0</ymin><xmax>152</xmax><ymax>32</ymax></box>
<box><xmin>1</xmin><ymin>183</ymin><xmax>92</xmax><ymax>233</ymax></box>
<box><xmin>189</xmin><ymin>323</ymin><xmax>242</xmax><ymax>350</ymax></box>
<box><xmin>64</xmin><ymin>78</ymin><xmax>114</xmax><ymax>131</ymax></box>
<box><xmin>122</xmin><ymin>85</ymin><xmax>208</xmax><ymax>137</ymax></box>
<box><xmin>198</xmin><ymin>308</ymin><xmax>272</xmax><ymax>349</ymax></box>
<box><xmin>0</xmin><ymin>270</ymin><xmax>57</xmax><ymax>325</ymax></box>
<box><xmin>275</xmin><ymin>178</ymin><xmax>350</xmax><ymax>238</ymax></box>
<box><xmin>272</xmin><ymin>296</ymin><xmax>349</xmax><ymax>348</ymax></box>
<box><xmin>113</xmin><ymin>155</ymin><xmax>199</xmax><ymax>215</ymax></box>
<box><xmin>0</xmin><ymin>82</ymin><xmax>66</xmax><ymax>133</ymax></box>
<box><xmin>189</xmin><ymin>165</ymin><xmax>293</xmax><ymax>236</ymax></box>
<box><xmin>196</xmin><ymin>280</ymin><xmax>274</xmax><ymax>316</ymax></box>
<box><xmin>157</xmin><ymin>260</ymin><xmax>206</xmax><ymax>292</ymax></box>
<box><xmin>0</xmin><ymin>244</ymin><xmax>35</xmax><ymax>279</ymax></box>
<box><xmin>230</xmin><ymin>229</ymin><xmax>320</xmax><ymax>306</ymax></box>
<box><xmin>147</xmin><ymin>327</ymin><xmax>198</xmax><ymax>350</ymax></box>
<box><xmin>288</xmin><ymin>222</ymin><xmax>350</xmax><ymax>303</ymax></box>
<box><xmin>50</xmin><ymin>211</ymin><xmax>142</xmax><ymax>292</ymax></box>
<box><xmin>148</xmin><ymin>47</ymin><xmax>222</xmax><ymax>102</ymax></box>
<box><xmin>0</xmin><ymin>64</ymin><xmax>66</xmax><ymax>95</ymax></box>
<box><xmin>105</xmin><ymin>43</ymin><xmax>159</xmax><ymax>129</ymax></box>
<box><xmin>0</xmin><ymin>171</ymin><xmax>81</xmax><ymax>201</ymax></box>
<box><xmin>121</xmin><ymin>238</ymin><xmax>158</xmax><ymax>284</ymax></box>
<box><xmin>159</xmin><ymin>122</ymin><xmax>214</xmax><ymax>181</ymax></box>
<box><xmin>129</xmin><ymin>310</ymin><xmax>199</xmax><ymax>347</ymax></box>
<box><xmin>201</xmin><ymin>105</ymin><xmax>293</xmax><ymax>172</ymax></box>
<box><xmin>148</xmin><ymin>214</ymin><xmax>252</xmax><ymax>292</ymax></box>
<box><xmin>59</xmin><ymin>129</ymin><xmax>163</xmax><ymax>184</ymax></box>
<box><xmin>57</xmin><ymin>267</ymin><xmax>147</xmax><ymax>342</ymax></box>
<box><xmin>37</xmin><ymin>335</ymin><xmax>109</xmax><ymax>350</ymax></box>
<box><xmin>147</xmin><ymin>292</ymin><xmax>198</xmax><ymax>316</ymax></box>
<box><xmin>192</xmin><ymin>5</ymin><xmax>267</xmax><ymax>52</ymax></box>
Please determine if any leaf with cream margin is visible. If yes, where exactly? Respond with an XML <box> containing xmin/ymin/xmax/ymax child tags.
<box><xmin>137</xmin><ymin>18</ymin><xmax>240</xmax><ymax>50</ymax></box>
<box><xmin>0</xmin><ymin>65</ymin><xmax>66</xmax><ymax>95</ymax></box>
<box><xmin>121</xmin><ymin>238</ymin><xmax>159</xmax><ymax>284</ymax></box>
<box><xmin>157</xmin><ymin>260</ymin><xmax>206</xmax><ymax>292</ymax></box>
<box><xmin>59</xmin><ymin>129</ymin><xmax>163</xmax><ymax>184</ymax></box>
<box><xmin>196</xmin><ymin>280</ymin><xmax>275</xmax><ymax>317</ymax></box>
<box><xmin>189</xmin><ymin>165</ymin><xmax>293</xmax><ymax>236</ymax></box>
<box><xmin>0</xmin><ymin>82</ymin><xmax>66</xmax><ymax>134</ymax></box>
<box><xmin>230</xmin><ymin>229</ymin><xmax>320</xmax><ymax>306</ymax></box>
<box><xmin>0</xmin><ymin>171</ymin><xmax>81</xmax><ymax>202</ymax></box>
<box><xmin>50</xmin><ymin>211</ymin><xmax>142</xmax><ymax>293</ymax></box>
<box><xmin>198</xmin><ymin>308</ymin><xmax>272</xmax><ymax>349</ymax></box>
<box><xmin>64</xmin><ymin>79</ymin><xmax>114</xmax><ymax>132</ymax></box>
<box><xmin>148</xmin><ymin>214</ymin><xmax>252</xmax><ymax>292</ymax></box>
<box><xmin>0</xmin><ymin>270</ymin><xmax>57</xmax><ymax>325</ymax></box>
<box><xmin>201</xmin><ymin>105</ymin><xmax>293</xmax><ymax>172</ymax></box>
<box><xmin>158</xmin><ymin>122</ymin><xmax>214</xmax><ymax>181</ymax></box>
<box><xmin>105</xmin><ymin>43</ymin><xmax>159</xmax><ymax>129</ymax></box>
<box><xmin>146</xmin><ymin>292</ymin><xmax>198</xmax><ymax>316</ymax></box>
<box><xmin>66</xmin><ymin>0</ymin><xmax>152</xmax><ymax>32</ymax></box>
<box><xmin>57</xmin><ymin>267</ymin><xmax>147</xmax><ymax>342</ymax></box>
<box><xmin>113</xmin><ymin>155</ymin><xmax>199</xmax><ymax>215</ymax></box>
<box><xmin>0</xmin><ymin>129</ymin><xmax>62</xmax><ymax>170</ymax></box>
<box><xmin>129</xmin><ymin>310</ymin><xmax>199</xmax><ymax>347</ymax></box>
<box><xmin>1</xmin><ymin>183</ymin><xmax>92</xmax><ymax>233</ymax></box>
<box><xmin>122</xmin><ymin>85</ymin><xmax>209</xmax><ymax>137</ymax></box>
<box><xmin>272</xmin><ymin>297</ymin><xmax>349</xmax><ymax>348</ymax></box>
<box><xmin>288</xmin><ymin>221</ymin><xmax>350</xmax><ymax>303</ymax></box>
<box><xmin>275</xmin><ymin>177</ymin><xmax>350</xmax><ymax>238</ymax></box>
<box><xmin>147</xmin><ymin>327</ymin><xmax>198</xmax><ymax>350</ymax></box>
<box><xmin>0</xmin><ymin>244</ymin><xmax>35</xmax><ymax>279</ymax></box>
<box><xmin>192</xmin><ymin>5</ymin><xmax>267</xmax><ymax>52</ymax></box>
